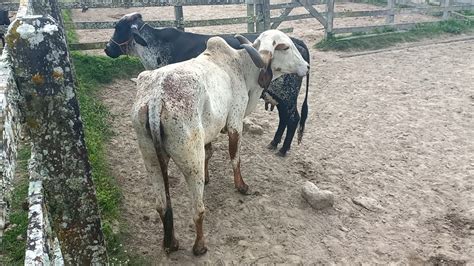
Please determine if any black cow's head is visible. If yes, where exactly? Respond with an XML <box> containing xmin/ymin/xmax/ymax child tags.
<box><xmin>104</xmin><ymin>12</ymin><xmax>148</xmax><ymax>58</ymax></box>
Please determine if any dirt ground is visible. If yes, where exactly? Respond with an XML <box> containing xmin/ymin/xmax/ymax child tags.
<box><xmin>74</xmin><ymin>3</ymin><xmax>473</xmax><ymax>264</ymax></box>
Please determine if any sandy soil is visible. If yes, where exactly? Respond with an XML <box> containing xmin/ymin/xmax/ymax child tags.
<box><xmin>74</xmin><ymin>3</ymin><xmax>474</xmax><ymax>264</ymax></box>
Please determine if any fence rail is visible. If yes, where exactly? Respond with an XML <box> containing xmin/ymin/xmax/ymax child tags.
<box><xmin>0</xmin><ymin>0</ymin><xmax>247</xmax><ymax>10</ymax></box>
<box><xmin>3</xmin><ymin>0</ymin><xmax>472</xmax><ymax>50</ymax></box>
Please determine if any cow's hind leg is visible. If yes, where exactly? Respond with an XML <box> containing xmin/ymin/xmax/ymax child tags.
<box><xmin>228</xmin><ymin>128</ymin><xmax>249</xmax><ymax>194</ymax></box>
<box><xmin>204</xmin><ymin>142</ymin><xmax>213</xmax><ymax>185</ymax></box>
<box><xmin>279</xmin><ymin>107</ymin><xmax>300</xmax><ymax>157</ymax></box>
<box><xmin>268</xmin><ymin>104</ymin><xmax>289</xmax><ymax>151</ymax></box>
<box><xmin>132</xmin><ymin>106</ymin><xmax>179</xmax><ymax>253</ymax></box>
<box><xmin>171</xmin><ymin>135</ymin><xmax>207</xmax><ymax>256</ymax></box>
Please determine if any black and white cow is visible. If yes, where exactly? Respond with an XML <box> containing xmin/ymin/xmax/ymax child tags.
<box><xmin>104</xmin><ymin>13</ymin><xmax>310</xmax><ymax>157</ymax></box>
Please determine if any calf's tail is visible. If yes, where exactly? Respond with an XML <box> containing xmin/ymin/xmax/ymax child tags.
<box><xmin>297</xmin><ymin>72</ymin><xmax>309</xmax><ymax>144</ymax></box>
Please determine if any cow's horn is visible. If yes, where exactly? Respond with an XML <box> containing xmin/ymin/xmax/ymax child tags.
<box><xmin>241</xmin><ymin>44</ymin><xmax>265</xmax><ymax>69</ymax></box>
<box><xmin>235</xmin><ymin>34</ymin><xmax>251</xmax><ymax>45</ymax></box>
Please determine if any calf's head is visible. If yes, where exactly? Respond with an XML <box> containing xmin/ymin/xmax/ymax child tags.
<box><xmin>236</xmin><ymin>29</ymin><xmax>309</xmax><ymax>88</ymax></box>
<box><xmin>104</xmin><ymin>12</ymin><xmax>148</xmax><ymax>58</ymax></box>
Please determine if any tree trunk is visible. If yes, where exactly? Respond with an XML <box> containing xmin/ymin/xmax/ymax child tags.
<box><xmin>6</xmin><ymin>13</ymin><xmax>107</xmax><ymax>264</ymax></box>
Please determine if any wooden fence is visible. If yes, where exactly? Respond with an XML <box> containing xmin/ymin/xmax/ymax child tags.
<box><xmin>326</xmin><ymin>0</ymin><xmax>474</xmax><ymax>37</ymax></box>
<box><xmin>1</xmin><ymin>0</ymin><xmax>472</xmax><ymax>50</ymax></box>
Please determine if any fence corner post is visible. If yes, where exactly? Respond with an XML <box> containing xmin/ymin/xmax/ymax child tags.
<box><xmin>325</xmin><ymin>0</ymin><xmax>335</xmax><ymax>39</ymax></box>
<box><xmin>246</xmin><ymin>0</ymin><xmax>255</xmax><ymax>33</ymax></box>
<box><xmin>386</xmin><ymin>0</ymin><xmax>395</xmax><ymax>24</ymax></box>
<box><xmin>255</xmin><ymin>0</ymin><xmax>265</xmax><ymax>32</ymax></box>
<box><xmin>174</xmin><ymin>5</ymin><xmax>184</xmax><ymax>31</ymax></box>
<box><xmin>442</xmin><ymin>0</ymin><xmax>451</xmax><ymax>20</ymax></box>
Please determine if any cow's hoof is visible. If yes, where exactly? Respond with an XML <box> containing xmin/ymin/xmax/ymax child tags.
<box><xmin>277</xmin><ymin>149</ymin><xmax>288</xmax><ymax>157</ymax></box>
<box><xmin>163</xmin><ymin>238</ymin><xmax>179</xmax><ymax>254</ymax></box>
<box><xmin>193</xmin><ymin>242</ymin><xmax>208</xmax><ymax>256</ymax></box>
<box><xmin>237</xmin><ymin>184</ymin><xmax>250</xmax><ymax>195</ymax></box>
<box><xmin>267</xmin><ymin>141</ymin><xmax>278</xmax><ymax>150</ymax></box>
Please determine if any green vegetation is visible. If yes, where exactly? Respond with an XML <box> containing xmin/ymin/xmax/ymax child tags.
<box><xmin>459</xmin><ymin>10</ymin><xmax>474</xmax><ymax>17</ymax></box>
<box><xmin>352</xmin><ymin>0</ymin><xmax>388</xmax><ymax>6</ymax></box>
<box><xmin>316</xmin><ymin>19</ymin><xmax>474</xmax><ymax>51</ymax></box>
<box><xmin>61</xmin><ymin>9</ymin><xmax>78</xmax><ymax>44</ymax></box>
<box><xmin>72</xmin><ymin>52</ymin><xmax>143</xmax><ymax>262</ymax></box>
<box><xmin>0</xmin><ymin>146</ymin><xmax>31</xmax><ymax>263</ymax></box>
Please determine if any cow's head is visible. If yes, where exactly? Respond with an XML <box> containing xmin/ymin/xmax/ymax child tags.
<box><xmin>104</xmin><ymin>12</ymin><xmax>148</xmax><ymax>58</ymax></box>
<box><xmin>236</xmin><ymin>30</ymin><xmax>309</xmax><ymax>89</ymax></box>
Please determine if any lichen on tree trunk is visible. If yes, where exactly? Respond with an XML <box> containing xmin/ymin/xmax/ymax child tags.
<box><xmin>5</xmin><ymin>13</ymin><xmax>107</xmax><ymax>264</ymax></box>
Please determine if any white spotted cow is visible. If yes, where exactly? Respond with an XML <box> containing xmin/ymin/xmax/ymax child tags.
<box><xmin>131</xmin><ymin>30</ymin><xmax>309</xmax><ymax>255</ymax></box>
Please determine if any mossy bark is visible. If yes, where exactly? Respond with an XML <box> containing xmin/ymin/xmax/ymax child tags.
<box><xmin>6</xmin><ymin>14</ymin><xmax>107</xmax><ymax>264</ymax></box>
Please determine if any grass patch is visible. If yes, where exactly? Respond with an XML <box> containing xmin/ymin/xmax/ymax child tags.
<box><xmin>0</xmin><ymin>146</ymin><xmax>31</xmax><ymax>263</ymax></box>
<box><xmin>62</xmin><ymin>9</ymin><xmax>78</xmax><ymax>44</ymax></box>
<box><xmin>459</xmin><ymin>10</ymin><xmax>474</xmax><ymax>17</ymax></box>
<box><xmin>315</xmin><ymin>19</ymin><xmax>474</xmax><ymax>51</ymax></box>
<box><xmin>351</xmin><ymin>0</ymin><xmax>388</xmax><ymax>6</ymax></box>
<box><xmin>71</xmin><ymin>52</ymin><xmax>144</xmax><ymax>262</ymax></box>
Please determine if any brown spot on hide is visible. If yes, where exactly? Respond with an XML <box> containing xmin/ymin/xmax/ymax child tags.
<box><xmin>162</xmin><ymin>72</ymin><xmax>197</xmax><ymax>115</ymax></box>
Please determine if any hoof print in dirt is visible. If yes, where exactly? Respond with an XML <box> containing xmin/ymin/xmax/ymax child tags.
<box><xmin>351</xmin><ymin>196</ymin><xmax>383</xmax><ymax>212</ymax></box>
<box><xmin>301</xmin><ymin>181</ymin><xmax>334</xmax><ymax>210</ymax></box>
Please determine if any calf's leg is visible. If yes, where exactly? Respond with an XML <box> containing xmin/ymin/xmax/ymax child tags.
<box><xmin>268</xmin><ymin>104</ymin><xmax>289</xmax><ymax>150</ymax></box>
<box><xmin>279</xmin><ymin>108</ymin><xmax>300</xmax><ymax>157</ymax></box>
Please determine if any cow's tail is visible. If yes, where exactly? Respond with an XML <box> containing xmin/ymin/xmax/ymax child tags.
<box><xmin>298</xmin><ymin>72</ymin><xmax>309</xmax><ymax>144</ymax></box>
<box><xmin>147</xmin><ymin>100</ymin><xmax>175</xmax><ymax>251</ymax></box>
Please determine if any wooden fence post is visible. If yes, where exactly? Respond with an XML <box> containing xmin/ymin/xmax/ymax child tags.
<box><xmin>174</xmin><ymin>5</ymin><xmax>184</xmax><ymax>31</ymax></box>
<box><xmin>5</xmin><ymin>11</ymin><xmax>107</xmax><ymax>265</ymax></box>
<box><xmin>442</xmin><ymin>0</ymin><xmax>451</xmax><ymax>20</ymax></box>
<box><xmin>246</xmin><ymin>0</ymin><xmax>255</xmax><ymax>33</ymax></box>
<box><xmin>263</xmin><ymin>0</ymin><xmax>271</xmax><ymax>30</ymax></box>
<box><xmin>255</xmin><ymin>0</ymin><xmax>265</xmax><ymax>32</ymax></box>
<box><xmin>325</xmin><ymin>0</ymin><xmax>335</xmax><ymax>39</ymax></box>
<box><xmin>386</xmin><ymin>0</ymin><xmax>395</xmax><ymax>24</ymax></box>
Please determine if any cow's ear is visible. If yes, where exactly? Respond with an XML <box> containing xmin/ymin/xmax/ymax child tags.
<box><xmin>258</xmin><ymin>67</ymin><xmax>272</xmax><ymax>89</ymax></box>
<box><xmin>133</xmin><ymin>32</ymin><xmax>148</xmax><ymax>46</ymax></box>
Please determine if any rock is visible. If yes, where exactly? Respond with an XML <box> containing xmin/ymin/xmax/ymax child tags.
<box><xmin>340</xmin><ymin>226</ymin><xmax>349</xmax><ymax>232</ymax></box>
<box><xmin>248</xmin><ymin>124</ymin><xmax>264</xmax><ymax>135</ymax></box>
<box><xmin>17</xmin><ymin>234</ymin><xmax>24</xmax><ymax>241</ymax></box>
<box><xmin>243</xmin><ymin>118</ymin><xmax>264</xmax><ymax>135</ymax></box>
<box><xmin>301</xmin><ymin>181</ymin><xmax>334</xmax><ymax>210</ymax></box>
<box><xmin>351</xmin><ymin>196</ymin><xmax>383</xmax><ymax>212</ymax></box>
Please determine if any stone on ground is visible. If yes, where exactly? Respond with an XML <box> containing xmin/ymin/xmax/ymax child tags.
<box><xmin>301</xmin><ymin>181</ymin><xmax>334</xmax><ymax>210</ymax></box>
